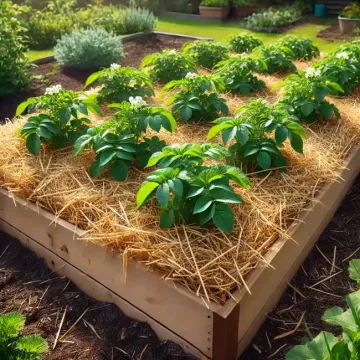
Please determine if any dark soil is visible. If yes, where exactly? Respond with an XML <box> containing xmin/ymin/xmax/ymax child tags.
<box><xmin>240</xmin><ymin>175</ymin><xmax>360</xmax><ymax>359</ymax></box>
<box><xmin>0</xmin><ymin>34</ymin><xmax>190</xmax><ymax>122</ymax></box>
<box><xmin>317</xmin><ymin>23</ymin><xmax>357</xmax><ymax>42</ymax></box>
<box><xmin>0</xmin><ymin>232</ymin><xmax>196</xmax><ymax>360</ymax></box>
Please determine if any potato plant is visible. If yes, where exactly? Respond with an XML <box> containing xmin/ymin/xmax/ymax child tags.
<box><xmin>183</xmin><ymin>40</ymin><xmax>229</xmax><ymax>69</ymax></box>
<box><xmin>163</xmin><ymin>74</ymin><xmax>229</xmax><ymax>123</ymax></box>
<box><xmin>277</xmin><ymin>36</ymin><xmax>320</xmax><ymax>61</ymax></box>
<box><xmin>215</xmin><ymin>56</ymin><xmax>266</xmax><ymax>95</ymax></box>
<box><xmin>279</xmin><ymin>71</ymin><xmax>342</xmax><ymax>123</ymax></box>
<box><xmin>84</xmin><ymin>65</ymin><xmax>154</xmax><ymax>103</ymax></box>
<box><xmin>141</xmin><ymin>49</ymin><xmax>197</xmax><ymax>83</ymax></box>
<box><xmin>74</xmin><ymin>99</ymin><xmax>176</xmax><ymax>181</ymax></box>
<box><xmin>312</xmin><ymin>52</ymin><xmax>360</xmax><ymax>96</ymax></box>
<box><xmin>208</xmin><ymin>99</ymin><xmax>307</xmax><ymax>171</ymax></box>
<box><xmin>17</xmin><ymin>86</ymin><xmax>101</xmax><ymax>155</ymax></box>
<box><xmin>252</xmin><ymin>45</ymin><xmax>296</xmax><ymax>74</ymax></box>
<box><xmin>227</xmin><ymin>34</ymin><xmax>263</xmax><ymax>54</ymax></box>
<box><xmin>137</xmin><ymin>143</ymin><xmax>250</xmax><ymax>233</ymax></box>
<box><xmin>286</xmin><ymin>259</ymin><xmax>360</xmax><ymax>359</ymax></box>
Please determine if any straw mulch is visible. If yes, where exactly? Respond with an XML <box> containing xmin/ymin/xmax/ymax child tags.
<box><xmin>0</xmin><ymin>62</ymin><xmax>359</xmax><ymax>305</ymax></box>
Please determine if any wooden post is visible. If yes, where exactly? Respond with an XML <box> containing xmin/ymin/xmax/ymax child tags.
<box><xmin>212</xmin><ymin>304</ymin><xmax>240</xmax><ymax>360</ymax></box>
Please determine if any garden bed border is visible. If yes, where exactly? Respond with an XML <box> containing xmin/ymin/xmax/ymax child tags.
<box><xmin>1</xmin><ymin>145</ymin><xmax>359</xmax><ymax>360</ymax></box>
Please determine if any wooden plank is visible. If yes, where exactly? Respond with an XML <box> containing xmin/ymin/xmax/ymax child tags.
<box><xmin>212</xmin><ymin>304</ymin><xmax>240</xmax><ymax>360</ymax></box>
<box><xmin>0</xmin><ymin>219</ymin><xmax>208</xmax><ymax>360</ymax></box>
<box><xmin>0</xmin><ymin>189</ymin><xmax>215</xmax><ymax>358</ymax></box>
<box><xmin>234</xmin><ymin>146</ymin><xmax>360</xmax><ymax>356</ymax></box>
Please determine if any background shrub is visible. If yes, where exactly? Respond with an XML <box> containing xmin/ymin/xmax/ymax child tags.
<box><xmin>0</xmin><ymin>0</ymin><xmax>32</xmax><ymax>97</ymax></box>
<box><xmin>122</xmin><ymin>2</ymin><xmax>158</xmax><ymax>34</ymax></box>
<box><xmin>54</xmin><ymin>28</ymin><xmax>124</xmax><ymax>70</ymax></box>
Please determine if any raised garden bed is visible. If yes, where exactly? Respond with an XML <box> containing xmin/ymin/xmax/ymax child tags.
<box><xmin>1</xmin><ymin>32</ymin><xmax>360</xmax><ymax>360</ymax></box>
<box><xmin>0</xmin><ymin>145</ymin><xmax>359</xmax><ymax>360</ymax></box>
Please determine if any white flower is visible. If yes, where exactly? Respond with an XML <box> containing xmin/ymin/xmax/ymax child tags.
<box><xmin>45</xmin><ymin>84</ymin><xmax>62</xmax><ymax>95</ymax></box>
<box><xmin>129</xmin><ymin>96</ymin><xmax>147</xmax><ymax>109</ymax></box>
<box><xmin>335</xmin><ymin>51</ymin><xmax>349</xmax><ymax>60</ymax></box>
<box><xmin>185</xmin><ymin>72</ymin><xmax>198</xmax><ymax>79</ymax></box>
<box><xmin>110</xmin><ymin>63</ymin><xmax>121</xmax><ymax>71</ymax></box>
<box><xmin>168</xmin><ymin>49</ymin><xmax>177</xmax><ymax>55</ymax></box>
<box><xmin>305</xmin><ymin>67</ymin><xmax>321</xmax><ymax>78</ymax></box>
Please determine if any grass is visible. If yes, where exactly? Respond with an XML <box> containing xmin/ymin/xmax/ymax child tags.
<box><xmin>26</xmin><ymin>16</ymin><xmax>347</xmax><ymax>61</ymax></box>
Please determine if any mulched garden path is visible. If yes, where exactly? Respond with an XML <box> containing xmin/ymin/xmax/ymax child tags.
<box><xmin>0</xmin><ymin>232</ymin><xmax>196</xmax><ymax>360</ymax></box>
<box><xmin>240</xmin><ymin>175</ymin><xmax>360</xmax><ymax>359</ymax></box>
<box><xmin>0</xmin><ymin>34</ymin><xmax>189</xmax><ymax>122</ymax></box>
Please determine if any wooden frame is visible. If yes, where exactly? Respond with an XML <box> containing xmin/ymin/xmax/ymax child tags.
<box><xmin>1</xmin><ymin>146</ymin><xmax>359</xmax><ymax>360</ymax></box>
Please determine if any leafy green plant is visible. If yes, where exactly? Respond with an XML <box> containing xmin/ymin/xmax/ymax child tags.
<box><xmin>251</xmin><ymin>45</ymin><xmax>296</xmax><ymax>74</ymax></box>
<box><xmin>277</xmin><ymin>36</ymin><xmax>320</xmax><ymax>61</ymax></box>
<box><xmin>286</xmin><ymin>259</ymin><xmax>360</xmax><ymax>360</ymax></box>
<box><xmin>200</xmin><ymin>0</ymin><xmax>229</xmax><ymax>6</ymax></box>
<box><xmin>54</xmin><ymin>28</ymin><xmax>124</xmax><ymax>70</ymax></box>
<box><xmin>163</xmin><ymin>74</ymin><xmax>229</xmax><ymax>123</ymax></box>
<box><xmin>141</xmin><ymin>49</ymin><xmax>197</xmax><ymax>83</ymax></box>
<box><xmin>243</xmin><ymin>4</ymin><xmax>302</xmax><ymax>32</ymax></box>
<box><xmin>0</xmin><ymin>312</ymin><xmax>48</xmax><ymax>360</ymax></box>
<box><xmin>137</xmin><ymin>143</ymin><xmax>250</xmax><ymax>233</ymax></box>
<box><xmin>74</xmin><ymin>99</ymin><xmax>176</xmax><ymax>180</ymax></box>
<box><xmin>0</xmin><ymin>0</ymin><xmax>33</xmax><ymax>96</ymax></box>
<box><xmin>278</xmin><ymin>71</ymin><xmax>342</xmax><ymax>123</ymax></box>
<box><xmin>183</xmin><ymin>40</ymin><xmax>229</xmax><ymax>69</ymax></box>
<box><xmin>208</xmin><ymin>99</ymin><xmax>307</xmax><ymax>171</ymax></box>
<box><xmin>312</xmin><ymin>45</ymin><xmax>360</xmax><ymax>96</ymax></box>
<box><xmin>85</xmin><ymin>65</ymin><xmax>154</xmax><ymax>104</ymax></box>
<box><xmin>215</xmin><ymin>55</ymin><xmax>266</xmax><ymax>95</ymax></box>
<box><xmin>227</xmin><ymin>34</ymin><xmax>262</xmax><ymax>54</ymax></box>
<box><xmin>340</xmin><ymin>3</ymin><xmax>360</xmax><ymax>19</ymax></box>
<box><xmin>16</xmin><ymin>86</ymin><xmax>101</xmax><ymax>155</ymax></box>
<box><xmin>235</xmin><ymin>0</ymin><xmax>253</xmax><ymax>7</ymax></box>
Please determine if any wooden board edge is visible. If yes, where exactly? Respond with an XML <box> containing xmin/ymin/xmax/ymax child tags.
<box><xmin>217</xmin><ymin>145</ymin><xmax>360</xmax><ymax>318</ymax></box>
<box><xmin>0</xmin><ymin>218</ymin><xmax>210</xmax><ymax>360</ymax></box>
<box><xmin>235</xmin><ymin>149</ymin><xmax>360</xmax><ymax>357</ymax></box>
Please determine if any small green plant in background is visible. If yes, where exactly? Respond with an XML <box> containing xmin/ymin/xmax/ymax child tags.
<box><xmin>251</xmin><ymin>45</ymin><xmax>296</xmax><ymax>74</ymax></box>
<box><xmin>279</xmin><ymin>70</ymin><xmax>342</xmax><ymax>123</ymax></box>
<box><xmin>54</xmin><ymin>28</ymin><xmax>124</xmax><ymax>70</ymax></box>
<box><xmin>137</xmin><ymin>143</ymin><xmax>250</xmax><ymax>233</ymax></box>
<box><xmin>183</xmin><ymin>40</ymin><xmax>229</xmax><ymax>69</ymax></box>
<box><xmin>277</xmin><ymin>36</ymin><xmax>320</xmax><ymax>61</ymax></box>
<box><xmin>0</xmin><ymin>312</ymin><xmax>48</xmax><ymax>360</ymax></box>
<box><xmin>16</xmin><ymin>86</ymin><xmax>101</xmax><ymax>155</ymax></box>
<box><xmin>208</xmin><ymin>99</ymin><xmax>306</xmax><ymax>171</ymax></box>
<box><xmin>234</xmin><ymin>0</ymin><xmax>254</xmax><ymax>7</ymax></box>
<box><xmin>286</xmin><ymin>259</ymin><xmax>360</xmax><ymax>360</ymax></box>
<box><xmin>227</xmin><ymin>34</ymin><xmax>262</xmax><ymax>54</ymax></box>
<box><xmin>74</xmin><ymin>98</ymin><xmax>176</xmax><ymax>180</ymax></box>
<box><xmin>163</xmin><ymin>74</ymin><xmax>229</xmax><ymax>123</ymax></box>
<box><xmin>85</xmin><ymin>65</ymin><xmax>154</xmax><ymax>104</ymax></box>
<box><xmin>0</xmin><ymin>0</ymin><xmax>33</xmax><ymax>96</ymax></box>
<box><xmin>141</xmin><ymin>49</ymin><xmax>197</xmax><ymax>83</ymax></box>
<box><xmin>200</xmin><ymin>0</ymin><xmax>229</xmax><ymax>7</ymax></box>
<box><xmin>215</xmin><ymin>55</ymin><xmax>266</xmax><ymax>95</ymax></box>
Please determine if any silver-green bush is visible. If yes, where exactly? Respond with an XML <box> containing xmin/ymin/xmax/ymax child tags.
<box><xmin>122</xmin><ymin>5</ymin><xmax>158</xmax><ymax>34</ymax></box>
<box><xmin>54</xmin><ymin>28</ymin><xmax>124</xmax><ymax>70</ymax></box>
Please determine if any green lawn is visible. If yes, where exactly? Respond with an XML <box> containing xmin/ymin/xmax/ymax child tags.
<box><xmin>26</xmin><ymin>16</ymin><xmax>348</xmax><ymax>61</ymax></box>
